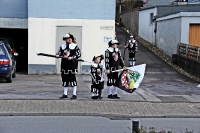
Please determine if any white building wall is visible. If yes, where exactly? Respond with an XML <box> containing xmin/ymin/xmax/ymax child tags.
<box><xmin>139</xmin><ymin>8</ymin><xmax>155</xmax><ymax>43</ymax></box>
<box><xmin>28</xmin><ymin>18</ymin><xmax>115</xmax><ymax>73</ymax></box>
<box><xmin>181</xmin><ymin>12</ymin><xmax>200</xmax><ymax>44</ymax></box>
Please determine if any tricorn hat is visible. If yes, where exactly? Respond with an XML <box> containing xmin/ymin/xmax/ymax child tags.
<box><xmin>92</xmin><ymin>55</ymin><xmax>104</xmax><ymax>62</ymax></box>
<box><xmin>63</xmin><ymin>33</ymin><xmax>74</xmax><ymax>41</ymax></box>
<box><xmin>108</xmin><ymin>39</ymin><xmax>120</xmax><ymax>47</ymax></box>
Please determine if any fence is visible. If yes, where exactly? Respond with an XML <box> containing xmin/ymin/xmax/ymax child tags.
<box><xmin>177</xmin><ymin>43</ymin><xmax>200</xmax><ymax>62</ymax></box>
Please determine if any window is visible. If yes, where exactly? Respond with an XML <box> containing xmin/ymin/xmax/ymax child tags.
<box><xmin>0</xmin><ymin>46</ymin><xmax>5</xmax><ymax>55</ymax></box>
<box><xmin>150</xmin><ymin>13</ymin><xmax>154</xmax><ymax>24</ymax></box>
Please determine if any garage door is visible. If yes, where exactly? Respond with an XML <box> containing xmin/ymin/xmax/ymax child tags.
<box><xmin>189</xmin><ymin>24</ymin><xmax>200</xmax><ymax>47</ymax></box>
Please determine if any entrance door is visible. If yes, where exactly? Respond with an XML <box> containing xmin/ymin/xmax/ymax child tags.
<box><xmin>56</xmin><ymin>26</ymin><xmax>82</xmax><ymax>74</ymax></box>
<box><xmin>189</xmin><ymin>24</ymin><xmax>200</xmax><ymax>47</ymax></box>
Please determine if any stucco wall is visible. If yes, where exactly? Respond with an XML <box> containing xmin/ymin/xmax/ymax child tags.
<box><xmin>28</xmin><ymin>18</ymin><xmax>115</xmax><ymax>74</ymax></box>
<box><xmin>139</xmin><ymin>8</ymin><xmax>155</xmax><ymax>43</ymax></box>
<box><xmin>156</xmin><ymin>17</ymin><xmax>181</xmax><ymax>57</ymax></box>
<box><xmin>0</xmin><ymin>0</ymin><xmax>28</xmax><ymax>18</ymax></box>
<box><xmin>28</xmin><ymin>0</ymin><xmax>115</xmax><ymax>20</ymax></box>
<box><xmin>121</xmin><ymin>8</ymin><xmax>139</xmax><ymax>35</ymax></box>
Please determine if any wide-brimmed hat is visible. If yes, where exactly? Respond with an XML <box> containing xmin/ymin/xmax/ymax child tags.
<box><xmin>92</xmin><ymin>55</ymin><xmax>104</xmax><ymax>62</ymax></box>
<box><xmin>63</xmin><ymin>33</ymin><xmax>74</xmax><ymax>41</ymax></box>
<box><xmin>108</xmin><ymin>39</ymin><xmax>120</xmax><ymax>47</ymax></box>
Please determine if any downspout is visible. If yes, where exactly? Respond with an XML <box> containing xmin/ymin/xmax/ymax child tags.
<box><xmin>153</xmin><ymin>6</ymin><xmax>158</xmax><ymax>47</ymax></box>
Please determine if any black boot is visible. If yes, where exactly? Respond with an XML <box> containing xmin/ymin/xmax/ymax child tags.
<box><xmin>60</xmin><ymin>94</ymin><xmax>68</xmax><ymax>99</ymax></box>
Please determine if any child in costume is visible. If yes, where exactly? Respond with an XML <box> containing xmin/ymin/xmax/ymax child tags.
<box><xmin>90</xmin><ymin>55</ymin><xmax>104</xmax><ymax>99</ymax></box>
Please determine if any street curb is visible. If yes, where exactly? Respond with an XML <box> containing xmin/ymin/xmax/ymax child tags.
<box><xmin>1</xmin><ymin>113</ymin><xmax>200</xmax><ymax>119</ymax></box>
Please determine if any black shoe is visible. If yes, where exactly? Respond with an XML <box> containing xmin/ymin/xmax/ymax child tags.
<box><xmin>113</xmin><ymin>94</ymin><xmax>120</xmax><ymax>99</ymax></box>
<box><xmin>71</xmin><ymin>95</ymin><xmax>77</xmax><ymax>99</ymax></box>
<box><xmin>60</xmin><ymin>94</ymin><xmax>68</xmax><ymax>99</ymax></box>
<box><xmin>91</xmin><ymin>96</ymin><xmax>98</xmax><ymax>99</ymax></box>
<box><xmin>108</xmin><ymin>94</ymin><xmax>115</xmax><ymax>99</ymax></box>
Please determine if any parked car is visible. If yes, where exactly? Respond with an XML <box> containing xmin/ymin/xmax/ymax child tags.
<box><xmin>0</xmin><ymin>38</ymin><xmax>19</xmax><ymax>69</ymax></box>
<box><xmin>0</xmin><ymin>41</ymin><xmax>16</xmax><ymax>83</ymax></box>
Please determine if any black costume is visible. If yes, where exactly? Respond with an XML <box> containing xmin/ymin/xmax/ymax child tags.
<box><xmin>127</xmin><ymin>39</ymin><xmax>138</xmax><ymax>66</ymax></box>
<box><xmin>57</xmin><ymin>42</ymin><xmax>81</xmax><ymax>87</ymax></box>
<box><xmin>105</xmin><ymin>47</ymin><xmax>124</xmax><ymax>87</ymax></box>
<box><xmin>90</xmin><ymin>62</ymin><xmax>104</xmax><ymax>99</ymax></box>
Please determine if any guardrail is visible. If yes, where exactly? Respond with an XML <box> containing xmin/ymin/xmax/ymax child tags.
<box><xmin>177</xmin><ymin>43</ymin><xmax>200</xmax><ymax>62</ymax></box>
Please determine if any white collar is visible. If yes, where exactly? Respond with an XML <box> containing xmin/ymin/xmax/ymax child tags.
<box><xmin>61</xmin><ymin>43</ymin><xmax>77</xmax><ymax>50</ymax></box>
<box><xmin>92</xmin><ymin>62</ymin><xmax>98</xmax><ymax>67</ymax></box>
<box><xmin>129</xmin><ymin>40</ymin><xmax>136</xmax><ymax>43</ymax></box>
<box><xmin>107</xmin><ymin>47</ymin><xmax>118</xmax><ymax>52</ymax></box>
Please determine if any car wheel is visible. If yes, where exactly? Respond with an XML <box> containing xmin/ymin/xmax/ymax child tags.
<box><xmin>12</xmin><ymin>68</ymin><xmax>16</xmax><ymax>78</ymax></box>
<box><xmin>6</xmin><ymin>72</ymin><xmax>12</xmax><ymax>83</ymax></box>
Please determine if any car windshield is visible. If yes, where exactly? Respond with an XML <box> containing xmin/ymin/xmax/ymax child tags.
<box><xmin>0</xmin><ymin>39</ymin><xmax>14</xmax><ymax>49</ymax></box>
<box><xmin>0</xmin><ymin>46</ymin><xmax>5</xmax><ymax>55</ymax></box>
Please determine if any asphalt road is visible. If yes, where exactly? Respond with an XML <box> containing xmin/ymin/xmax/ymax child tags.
<box><xmin>0</xmin><ymin>116</ymin><xmax>200</xmax><ymax>133</ymax></box>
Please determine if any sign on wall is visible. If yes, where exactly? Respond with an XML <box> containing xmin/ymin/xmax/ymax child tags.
<box><xmin>100</xmin><ymin>26</ymin><xmax>113</xmax><ymax>30</ymax></box>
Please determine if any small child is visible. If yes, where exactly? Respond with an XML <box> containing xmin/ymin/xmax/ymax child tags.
<box><xmin>90</xmin><ymin>55</ymin><xmax>104</xmax><ymax>99</ymax></box>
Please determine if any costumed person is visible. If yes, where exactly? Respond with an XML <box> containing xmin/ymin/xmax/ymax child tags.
<box><xmin>56</xmin><ymin>33</ymin><xmax>81</xmax><ymax>99</ymax></box>
<box><xmin>90</xmin><ymin>55</ymin><xmax>104</xmax><ymax>100</ymax></box>
<box><xmin>105</xmin><ymin>39</ymin><xmax>126</xmax><ymax>99</ymax></box>
<box><xmin>124</xmin><ymin>35</ymin><xmax>138</xmax><ymax>67</ymax></box>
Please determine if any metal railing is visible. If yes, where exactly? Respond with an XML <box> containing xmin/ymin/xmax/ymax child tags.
<box><xmin>177</xmin><ymin>43</ymin><xmax>200</xmax><ymax>62</ymax></box>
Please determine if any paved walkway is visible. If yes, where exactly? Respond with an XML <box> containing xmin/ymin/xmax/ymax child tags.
<box><xmin>1</xmin><ymin>100</ymin><xmax>200</xmax><ymax>117</ymax></box>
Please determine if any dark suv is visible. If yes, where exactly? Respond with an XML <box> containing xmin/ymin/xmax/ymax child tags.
<box><xmin>0</xmin><ymin>41</ymin><xmax>16</xmax><ymax>83</ymax></box>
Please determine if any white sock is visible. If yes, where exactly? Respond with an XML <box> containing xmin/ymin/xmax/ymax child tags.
<box><xmin>91</xmin><ymin>93</ymin><xmax>95</xmax><ymax>96</ymax></box>
<box><xmin>64</xmin><ymin>87</ymin><xmax>68</xmax><ymax>95</ymax></box>
<box><xmin>130</xmin><ymin>61</ymin><xmax>133</xmax><ymax>66</ymax></box>
<box><xmin>72</xmin><ymin>86</ymin><xmax>77</xmax><ymax>95</ymax></box>
<box><xmin>108</xmin><ymin>86</ymin><xmax>112</xmax><ymax>95</ymax></box>
<box><xmin>113</xmin><ymin>86</ymin><xmax>117</xmax><ymax>94</ymax></box>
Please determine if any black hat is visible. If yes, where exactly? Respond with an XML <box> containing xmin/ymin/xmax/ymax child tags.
<box><xmin>63</xmin><ymin>33</ymin><xmax>74</xmax><ymax>41</ymax></box>
<box><xmin>92</xmin><ymin>55</ymin><xmax>104</xmax><ymax>62</ymax></box>
<box><xmin>108</xmin><ymin>39</ymin><xmax>120</xmax><ymax>47</ymax></box>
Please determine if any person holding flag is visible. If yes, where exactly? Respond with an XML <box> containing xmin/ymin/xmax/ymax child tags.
<box><xmin>124</xmin><ymin>35</ymin><xmax>138</xmax><ymax>67</ymax></box>
<box><xmin>56</xmin><ymin>33</ymin><xmax>81</xmax><ymax>99</ymax></box>
<box><xmin>90</xmin><ymin>55</ymin><xmax>104</xmax><ymax>99</ymax></box>
<box><xmin>105</xmin><ymin>39</ymin><xmax>126</xmax><ymax>99</ymax></box>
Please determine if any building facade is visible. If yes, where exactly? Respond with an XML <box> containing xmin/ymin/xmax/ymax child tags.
<box><xmin>0</xmin><ymin>0</ymin><xmax>116</xmax><ymax>74</ymax></box>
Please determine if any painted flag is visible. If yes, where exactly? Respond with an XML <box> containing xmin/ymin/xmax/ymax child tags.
<box><xmin>118</xmin><ymin>64</ymin><xmax>146</xmax><ymax>93</ymax></box>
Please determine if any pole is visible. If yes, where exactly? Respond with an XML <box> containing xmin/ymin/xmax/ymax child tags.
<box><xmin>132</xmin><ymin>120</ymin><xmax>139</xmax><ymax>133</ymax></box>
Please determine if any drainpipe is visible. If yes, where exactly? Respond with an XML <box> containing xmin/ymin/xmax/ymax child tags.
<box><xmin>153</xmin><ymin>6</ymin><xmax>158</xmax><ymax>47</ymax></box>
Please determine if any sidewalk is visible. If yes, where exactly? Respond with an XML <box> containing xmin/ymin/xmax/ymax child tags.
<box><xmin>1</xmin><ymin>99</ymin><xmax>200</xmax><ymax>118</ymax></box>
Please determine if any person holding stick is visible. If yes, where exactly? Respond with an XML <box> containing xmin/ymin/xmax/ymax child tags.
<box><xmin>56</xmin><ymin>33</ymin><xmax>81</xmax><ymax>99</ymax></box>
